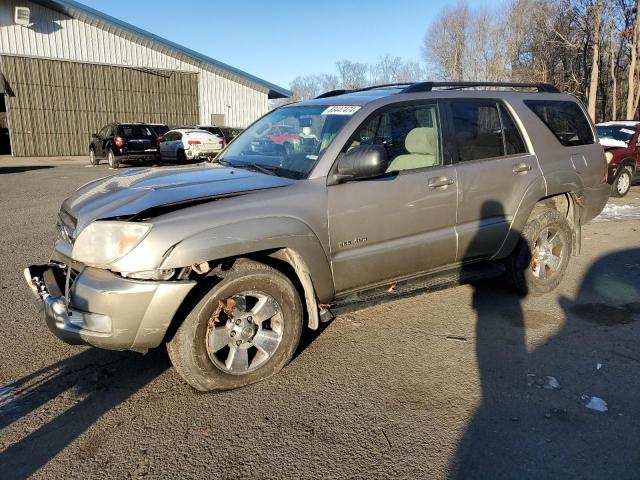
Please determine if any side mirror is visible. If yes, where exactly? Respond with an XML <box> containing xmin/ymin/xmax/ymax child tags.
<box><xmin>332</xmin><ymin>144</ymin><xmax>388</xmax><ymax>184</ymax></box>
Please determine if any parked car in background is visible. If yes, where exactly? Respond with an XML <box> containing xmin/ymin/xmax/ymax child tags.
<box><xmin>178</xmin><ymin>125</ymin><xmax>227</xmax><ymax>145</ymax></box>
<box><xmin>595</xmin><ymin>121</ymin><xmax>640</xmax><ymax>197</ymax></box>
<box><xmin>27</xmin><ymin>82</ymin><xmax>609</xmax><ymax>392</ymax></box>
<box><xmin>159</xmin><ymin>128</ymin><xmax>224</xmax><ymax>162</ymax></box>
<box><xmin>220</xmin><ymin>127</ymin><xmax>243</xmax><ymax>142</ymax></box>
<box><xmin>149</xmin><ymin>123</ymin><xmax>170</xmax><ymax>137</ymax></box>
<box><xmin>89</xmin><ymin>123</ymin><xmax>159</xmax><ymax>169</ymax></box>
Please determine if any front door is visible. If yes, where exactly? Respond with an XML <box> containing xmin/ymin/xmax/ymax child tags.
<box><xmin>445</xmin><ymin>99</ymin><xmax>540</xmax><ymax>261</ymax></box>
<box><xmin>328</xmin><ymin>101</ymin><xmax>458</xmax><ymax>294</ymax></box>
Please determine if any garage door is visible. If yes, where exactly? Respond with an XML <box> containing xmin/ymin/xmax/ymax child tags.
<box><xmin>1</xmin><ymin>56</ymin><xmax>199</xmax><ymax>156</ymax></box>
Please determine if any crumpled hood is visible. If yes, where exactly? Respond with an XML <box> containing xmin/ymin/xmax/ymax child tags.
<box><xmin>62</xmin><ymin>164</ymin><xmax>293</xmax><ymax>232</ymax></box>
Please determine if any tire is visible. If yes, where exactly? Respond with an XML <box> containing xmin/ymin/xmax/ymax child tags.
<box><xmin>611</xmin><ymin>166</ymin><xmax>633</xmax><ymax>197</ymax></box>
<box><xmin>107</xmin><ymin>149</ymin><xmax>119</xmax><ymax>169</ymax></box>
<box><xmin>167</xmin><ymin>260</ymin><xmax>303</xmax><ymax>391</ymax></box>
<box><xmin>505</xmin><ymin>207</ymin><xmax>572</xmax><ymax>296</ymax></box>
<box><xmin>89</xmin><ymin>148</ymin><xmax>99</xmax><ymax>165</ymax></box>
<box><xmin>177</xmin><ymin>149</ymin><xmax>187</xmax><ymax>164</ymax></box>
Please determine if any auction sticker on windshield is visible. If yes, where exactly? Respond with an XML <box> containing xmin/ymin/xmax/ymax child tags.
<box><xmin>322</xmin><ymin>106</ymin><xmax>361</xmax><ymax>115</ymax></box>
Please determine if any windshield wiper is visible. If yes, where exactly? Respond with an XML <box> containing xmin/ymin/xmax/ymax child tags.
<box><xmin>224</xmin><ymin>161</ymin><xmax>279</xmax><ymax>176</ymax></box>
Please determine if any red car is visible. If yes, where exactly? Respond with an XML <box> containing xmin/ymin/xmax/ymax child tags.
<box><xmin>596</xmin><ymin>121</ymin><xmax>640</xmax><ymax>197</ymax></box>
<box><xmin>268</xmin><ymin>125</ymin><xmax>299</xmax><ymax>144</ymax></box>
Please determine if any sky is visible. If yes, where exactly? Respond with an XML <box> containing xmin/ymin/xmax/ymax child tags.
<box><xmin>78</xmin><ymin>0</ymin><xmax>496</xmax><ymax>90</ymax></box>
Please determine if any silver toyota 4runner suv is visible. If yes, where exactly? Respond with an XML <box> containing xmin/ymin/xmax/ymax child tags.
<box><xmin>25</xmin><ymin>82</ymin><xmax>610</xmax><ymax>391</ymax></box>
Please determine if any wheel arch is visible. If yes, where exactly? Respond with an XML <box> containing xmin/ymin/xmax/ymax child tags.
<box><xmin>494</xmin><ymin>191</ymin><xmax>581</xmax><ymax>259</ymax></box>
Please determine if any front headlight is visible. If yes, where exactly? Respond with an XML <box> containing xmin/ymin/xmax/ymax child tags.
<box><xmin>72</xmin><ymin>221</ymin><xmax>152</xmax><ymax>267</ymax></box>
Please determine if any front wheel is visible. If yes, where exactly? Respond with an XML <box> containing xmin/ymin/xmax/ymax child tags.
<box><xmin>505</xmin><ymin>207</ymin><xmax>572</xmax><ymax>295</ymax></box>
<box><xmin>611</xmin><ymin>166</ymin><xmax>633</xmax><ymax>197</ymax></box>
<box><xmin>89</xmin><ymin>148</ymin><xmax>99</xmax><ymax>165</ymax></box>
<box><xmin>167</xmin><ymin>260</ymin><xmax>303</xmax><ymax>391</ymax></box>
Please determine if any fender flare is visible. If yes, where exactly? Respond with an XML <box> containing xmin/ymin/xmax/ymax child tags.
<box><xmin>160</xmin><ymin>217</ymin><xmax>335</xmax><ymax>312</ymax></box>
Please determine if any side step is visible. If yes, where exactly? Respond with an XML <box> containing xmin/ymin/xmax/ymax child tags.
<box><xmin>326</xmin><ymin>261</ymin><xmax>506</xmax><ymax>318</ymax></box>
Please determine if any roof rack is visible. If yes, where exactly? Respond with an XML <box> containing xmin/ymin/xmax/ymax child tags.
<box><xmin>314</xmin><ymin>81</ymin><xmax>560</xmax><ymax>99</ymax></box>
<box><xmin>314</xmin><ymin>83</ymin><xmax>413</xmax><ymax>99</ymax></box>
<box><xmin>401</xmin><ymin>81</ymin><xmax>560</xmax><ymax>93</ymax></box>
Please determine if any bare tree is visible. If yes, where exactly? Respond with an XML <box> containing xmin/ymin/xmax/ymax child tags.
<box><xmin>626</xmin><ymin>0</ymin><xmax>639</xmax><ymax>118</ymax></box>
<box><xmin>422</xmin><ymin>2</ymin><xmax>469</xmax><ymax>80</ymax></box>
<box><xmin>336</xmin><ymin>60</ymin><xmax>369</xmax><ymax>89</ymax></box>
<box><xmin>588</xmin><ymin>0</ymin><xmax>604</xmax><ymax>119</ymax></box>
<box><xmin>371</xmin><ymin>54</ymin><xmax>403</xmax><ymax>84</ymax></box>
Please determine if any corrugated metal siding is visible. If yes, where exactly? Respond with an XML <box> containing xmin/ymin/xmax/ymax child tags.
<box><xmin>2</xmin><ymin>55</ymin><xmax>199</xmax><ymax>156</ymax></box>
<box><xmin>0</xmin><ymin>0</ymin><xmax>269</xmax><ymax>127</ymax></box>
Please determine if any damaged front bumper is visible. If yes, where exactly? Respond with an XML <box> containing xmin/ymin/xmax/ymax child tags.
<box><xmin>24</xmin><ymin>262</ymin><xmax>196</xmax><ymax>352</ymax></box>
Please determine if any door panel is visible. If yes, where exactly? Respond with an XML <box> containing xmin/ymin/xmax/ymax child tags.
<box><xmin>455</xmin><ymin>153</ymin><xmax>538</xmax><ymax>260</ymax></box>
<box><xmin>327</xmin><ymin>100</ymin><xmax>458</xmax><ymax>294</ymax></box>
<box><xmin>329</xmin><ymin>167</ymin><xmax>458</xmax><ymax>293</ymax></box>
<box><xmin>446</xmin><ymin>99</ymin><xmax>540</xmax><ymax>261</ymax></box>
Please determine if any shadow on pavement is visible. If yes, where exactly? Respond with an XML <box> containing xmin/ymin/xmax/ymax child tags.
<box><xmin>0</xmin><ymin>166</ymin><xmax>54</xmax><ymax>174</ymax></box>
<box><xmin>449</xmin><ymin>202</ymin><xmax>640</xmax><ymax>479</ymax></box>
<box><xmin>0</xmin><ymin>348</ymin><xmax>169</xmax><ymax>479</ymax></box>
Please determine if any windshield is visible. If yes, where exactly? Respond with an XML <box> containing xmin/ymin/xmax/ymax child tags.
<box><xmin>219</xmin><ymin>105</ymin><xmax>356</xmax><ymax>179</ymax></box>
<box><xmin>596</xmin><ymin>125</ymin><xmax>636</xmax><ymax>146</ymax></box>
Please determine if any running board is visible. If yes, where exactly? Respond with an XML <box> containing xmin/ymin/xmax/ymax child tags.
<box><xmin>326</xmin><ymin>262</ymin><xmax>506</xmax><ymax>318</ymax></box>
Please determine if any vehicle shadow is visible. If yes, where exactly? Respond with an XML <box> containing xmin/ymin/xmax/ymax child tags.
<box><xmin>0</xmin><ymin>348</ymin><xmax>169</xmax><ymax>479</ymax></box>
<box><xmin>0</xmin><ymin>166</ymin><xmax>54</xmax><ymax>174</ymax></box>
<box><xmin>449</xmin><ymin>202</ymin><xmax>640</xmax><ymax>479</ymax></box>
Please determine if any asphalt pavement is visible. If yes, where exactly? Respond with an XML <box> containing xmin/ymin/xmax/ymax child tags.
<box><xmin>1</xmin><ymin>156</ymin><xmax>639</xmax><ymax>479</ymax></box>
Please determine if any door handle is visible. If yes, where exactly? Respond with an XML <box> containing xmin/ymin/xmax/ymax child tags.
<box><xmin>428</xmin><ymin>176</ymin><xmax>455</xmax><ymax>189</ymax></box>
<box><xmin>512</xmin><ymin>162</ymin><xmax>532</xmax><ymax>174</ymax></box>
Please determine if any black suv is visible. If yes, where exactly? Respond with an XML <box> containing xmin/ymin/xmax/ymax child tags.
<box><xmin>89</xmin><ymin>123</ymin><xmax>160</xmax><ymax>169</ymax></box>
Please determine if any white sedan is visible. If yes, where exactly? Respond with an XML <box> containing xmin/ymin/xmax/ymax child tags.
<box><xmin>159</xmin><ymin>128</ymin><xmax>224</xmax><ymax>162</ymax></box>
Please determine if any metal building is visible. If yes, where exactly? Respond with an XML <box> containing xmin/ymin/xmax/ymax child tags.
<box><xmin>0</xmin><ymin>0</ymin><xmax>290</xmax><ymax>156</ymax></box>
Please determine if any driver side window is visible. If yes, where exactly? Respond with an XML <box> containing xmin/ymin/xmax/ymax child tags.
<box><xmin>345</xmin><ymin>103</ymin><xmax>443</xmax><ymax>173</ymax></box>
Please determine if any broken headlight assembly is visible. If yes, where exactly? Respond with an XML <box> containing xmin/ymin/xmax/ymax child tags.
<box><xmin>120</xmin><ymin>269</ymin><xmax>175</xmax><ymax>281</ymax></box>
<box><xmin>71</xmin><ymin>221</ymin><xmax>152</xmax><ymax>267</ymax></box>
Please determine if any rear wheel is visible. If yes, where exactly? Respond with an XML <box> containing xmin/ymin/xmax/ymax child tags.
<box><xmin>89</xmin><ymin>148</ymin><xmax>99</xmax><ymax>165</ymax></box>
<box><xmin>107</xmin><ymin>149</ymin><xmax>119</xmax><ymax>169</ymax></box>
<box><xmin>167</xmin><ymin>260</ymin><xmax>303</xmax><ymax>391</ymax></box>
<box><xmin>505</xmin><ymin>207</ymin><xmax>572</xmax><ymax>295</ymax></box>
<box><xmin>611</xmin><ymin>166</ymin><xmax>633</xmax><ymax>197</ymax></box>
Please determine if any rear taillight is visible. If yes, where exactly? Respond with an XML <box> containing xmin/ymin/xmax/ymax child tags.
<box><xmin>222</xmin><ymin>138</ymin><xmax>227</xmax><ymax>146</ymax></box>
<box><xmin>156</xmin><ymin>136</ymin><xmax>161</xmax><ymax>146</ymax></box>
<box><xmin>188</xmin><ymin>140</ymin><xmax>201</xmax><ymax>145</ymax></box>
<box><xmin>113</xmin><ymin>136</ymin><xmax>124</xmax><ymax>148</ymax></box>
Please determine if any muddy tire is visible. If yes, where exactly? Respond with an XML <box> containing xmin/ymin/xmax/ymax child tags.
<box><xmin>167</xmin><ymin>260</ymin><xmax>303</xmax><ymax>392</ymax></box>
<box><xmin>505</xmin><ymin>207</ymin><xmax>572</xmax><ymax>296</ymax></box>
<box><xmin>611</xmin><ymin>166</ymin><xmax>633</xmax><ymax>197</ymax></box>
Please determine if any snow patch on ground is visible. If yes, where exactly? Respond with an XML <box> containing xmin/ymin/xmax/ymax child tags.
<box><xmin>593</xmin><ymin>203</ymin><xmax>640</xmax><ymax>222</ymax></box>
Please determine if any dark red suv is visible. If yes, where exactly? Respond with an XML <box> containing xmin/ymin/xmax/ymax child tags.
<box><xmin>596</xmin><ymin>121</ymin><xmax>640</xmax><ymax>197</ymax></box>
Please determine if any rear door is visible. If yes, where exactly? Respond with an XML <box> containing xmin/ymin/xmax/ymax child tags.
<box><xmin>120</xmin><ymin>125</ymin><xmax>156</xmax><ymax>153</ymax></box>
<box><xmin>446</xmin><ymin>99</ymin><xmax>537</xmax><ymax>261</ymax></box>
<box><xmin>328</xmin><ymin>101</ymin><xmax>459</xmax><ymax>293</ymax></box>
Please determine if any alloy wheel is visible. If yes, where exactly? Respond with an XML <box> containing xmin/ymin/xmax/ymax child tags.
<box><xmin>617</xmin><ymin>170</ymin><xmax>631</xmax><ymax>195</ymax></box>
<box><xmin>530</xmin><ymin>227</ymin><xmax>565</xmax><ymax>280</ymax></box>
<box><xmin>205</xmin><ymin>292</ymin><xmax>283</xmax><ymax>375</ymax></box>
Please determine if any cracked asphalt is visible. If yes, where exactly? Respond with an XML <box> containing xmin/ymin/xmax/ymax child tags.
<box><xmin>1</xmin><ymin>156</ymin><xmax>640</xmax><ymax>479</ymax></box>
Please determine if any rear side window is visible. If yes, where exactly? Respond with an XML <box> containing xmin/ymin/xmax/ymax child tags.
<box><xmin>449</xmin><ymin>101</ymin><xmax>504</xmax><ymax>161</ymax></box>
<box><xmin>524</xmin><ymin>100</ymin><xmax>594</xmax><ymax>147</ymax></box>
<box><xmin>499</xmin><ymin>105</ymin><xmax>527</xmax><ymax>155</ymax></box>
<box><xmin>119</xmin><ymin>125</ymin><xmax>154</xmax><ymax>137</ymax></box>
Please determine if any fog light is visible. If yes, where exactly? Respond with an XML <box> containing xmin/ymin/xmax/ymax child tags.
<box><xmin>120</xmin><ymin>269</ymin><xmax>175</xmax><ymax>280</ymax></box>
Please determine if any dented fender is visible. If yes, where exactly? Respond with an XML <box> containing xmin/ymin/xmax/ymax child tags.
<box><xmin>160</xmin><ymin>217</ymin><xmax>335</xmax><ymax>303</ymax></box>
